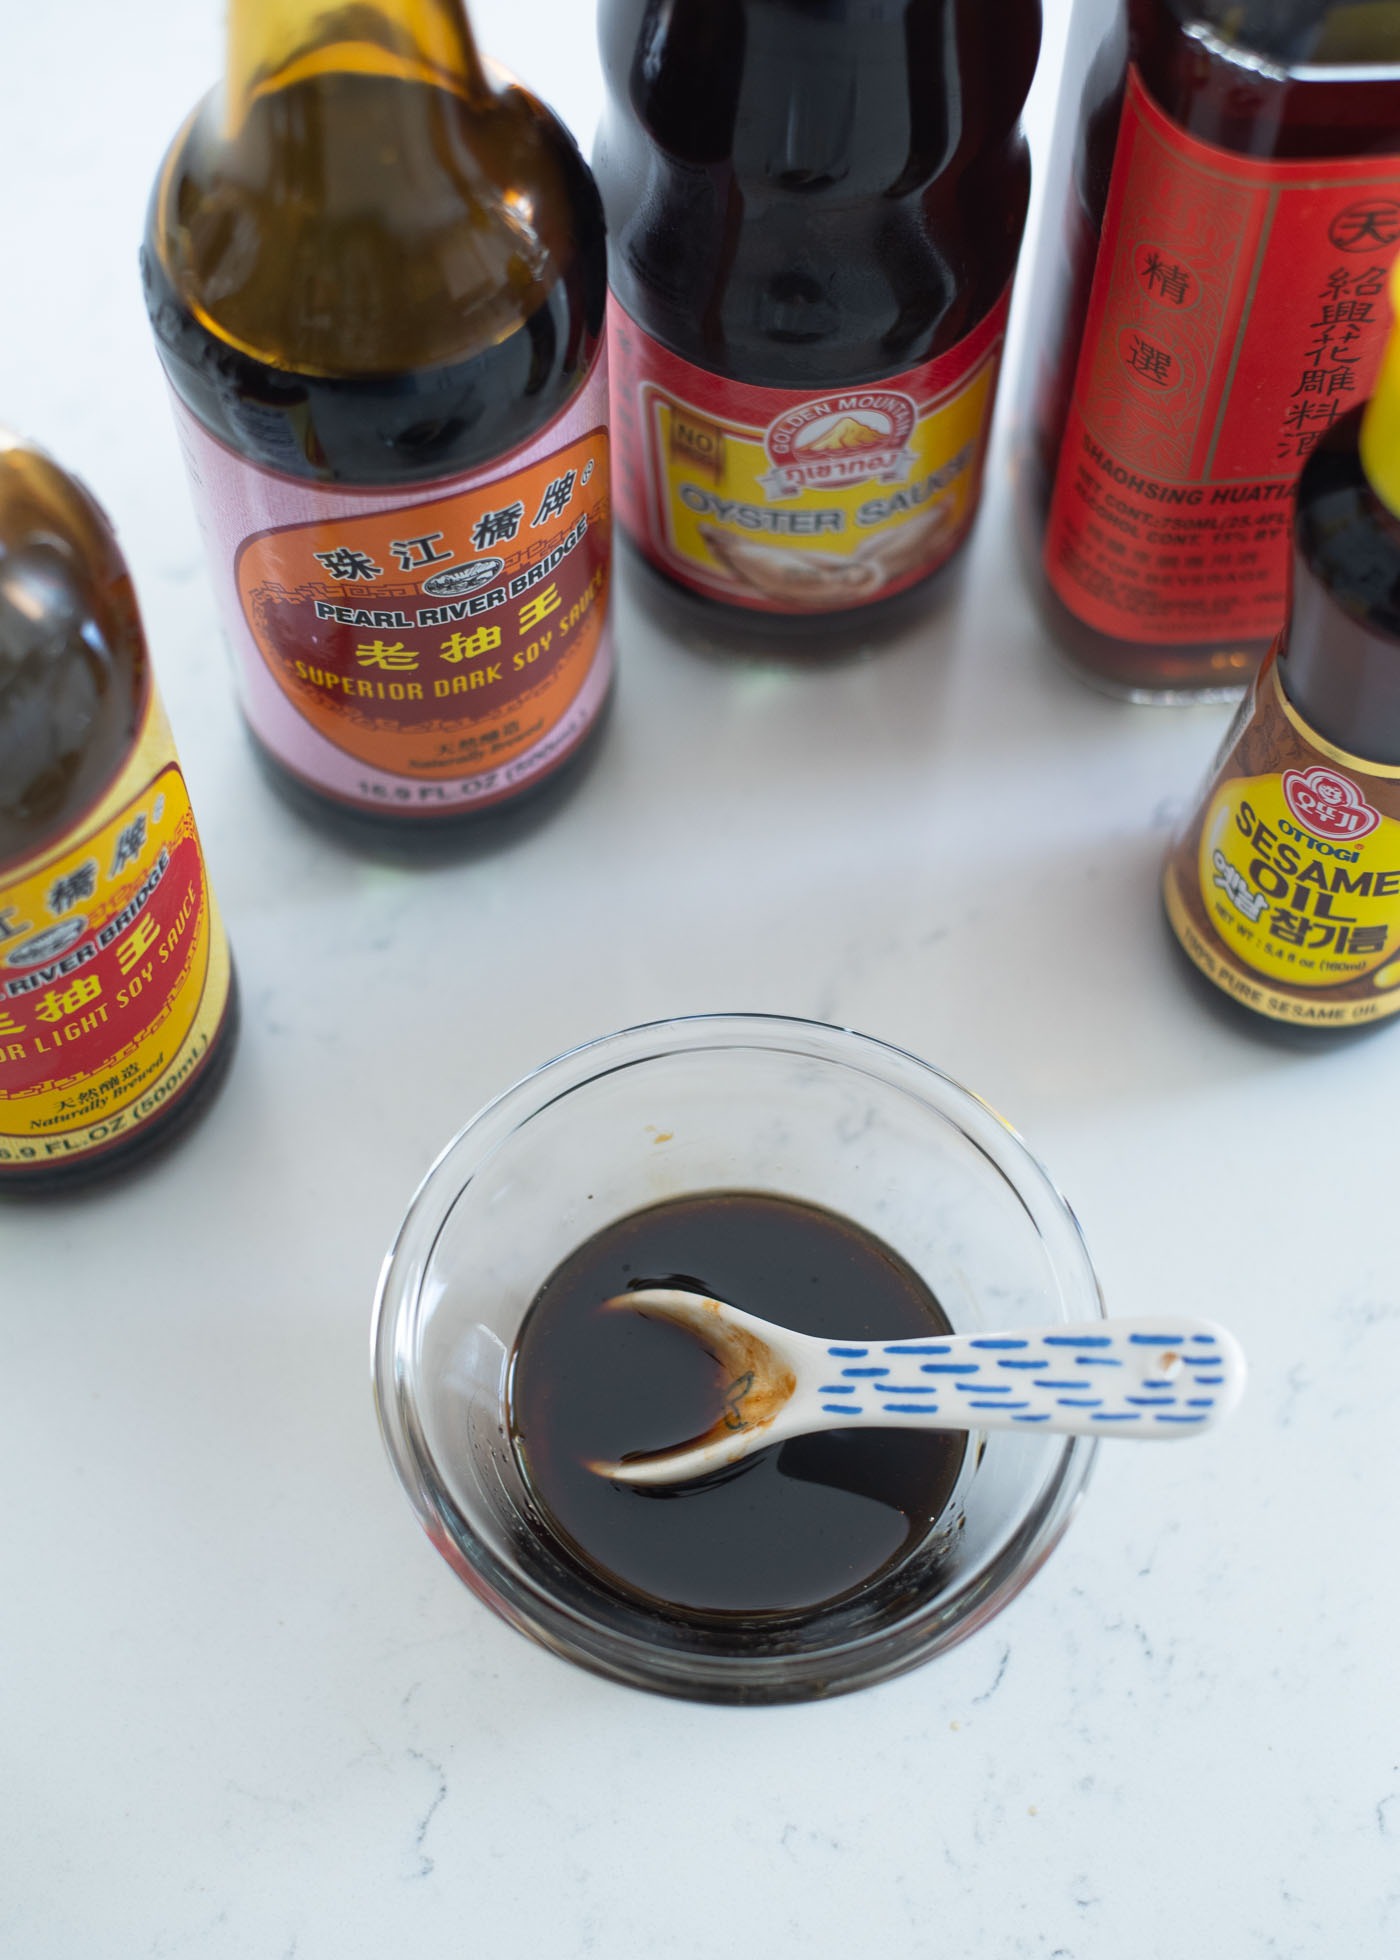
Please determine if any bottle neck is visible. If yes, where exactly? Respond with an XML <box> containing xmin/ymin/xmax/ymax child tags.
<box><xmin>224</xmin><ymin>0</ymin><xmax>490</xmax><ymax>127</ymax></box>
<box><xmin>1359</xmin><ymin>297</ymin><xmax>1400</xmax><ymax>524</ymax></box>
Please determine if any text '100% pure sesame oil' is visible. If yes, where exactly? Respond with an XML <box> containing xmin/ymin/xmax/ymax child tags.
<box><xmin>596</xmin><ymin>0</ymin><xmax>1041</xmax><ymax>653</ymax></box>
<box><xmin>143</xmin><ymin>0</ymin><xmax>612</xmax><ymax>842</ymax></box>
<box><xmin>0</xmin><ymin>435</ymin><xmax>237</xmax><ymax>1189</ymax></box>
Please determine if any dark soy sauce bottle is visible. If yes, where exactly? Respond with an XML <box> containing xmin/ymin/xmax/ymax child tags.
<box><xmin>143</xmin><ymin>0</ymin><xmax>612</xmax><ymax>844</ymax></box>
<box><xmin>596</xmin><ymin>0</ymin><xmax>1041</xmax><ymax>654</ymax></box>
<box><xmin>1018</xmin><ymin>0</ymin><xmax>1400</xmax><ymax>702</ymax></box>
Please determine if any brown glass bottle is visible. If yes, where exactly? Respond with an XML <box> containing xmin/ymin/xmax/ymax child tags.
<box><xmin>1019</xmin><ymin>0</ymin><xmax>1400</xmax><ymax>701</ymax></box>
<box><xmin>595</xmin><ymin>0</ymin><xmax>1040</xmax><ymax>652</ymax></box>
<box><xmin>0</xmin><ymin>436</ymin><xmax>237</xmax><ymax>1187</ymax></box>
<box><xmin>143</xmin><ymin>0</ymin><xmax>611</xmax><ymax>840</ymax></box>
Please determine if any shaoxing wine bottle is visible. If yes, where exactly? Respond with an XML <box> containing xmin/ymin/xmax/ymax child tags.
<box><xmin>596</xmin><ymin>0</ymin><xmax>1041</xmax><ymax>647</ymax></box>
<box><xmin>1019</xmin><ymin>0</ymin><xmax>1400</xmax><ymax>701</ymax></box>
<box><xmin>144</xmin><ymin>0</ymin><xmax>611</xmax><ymax>835</ymax></box>
<box><xmin>0</xmin><ymin>436</ymin><xmax>237</xmax><ymax>1187</ymax></box>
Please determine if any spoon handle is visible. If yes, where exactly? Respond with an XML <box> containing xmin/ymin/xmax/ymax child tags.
<box><xmin>799</xmin><ymin>1315</ymin><xmax>1246</xmax><ymax>1439</ymax></box>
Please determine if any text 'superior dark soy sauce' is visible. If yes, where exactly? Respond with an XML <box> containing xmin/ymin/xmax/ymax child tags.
<box><xmin>595</xmin><ymin>0</ymin><xmax>1040</xmax><ymax>651</ymax></box>
<box><xmin>1019</xmin><ymin>0</ymin><xmax>1400</xmax><ymax>700</ymax></box>
<box><xmin>509</xmin><ymin>1193</ymin><xmax>967</xmax><ymax>1619</ymax></box>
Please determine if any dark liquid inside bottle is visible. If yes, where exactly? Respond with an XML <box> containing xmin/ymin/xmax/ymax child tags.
<box><xmin>0</xmin><ymin>445</ymin><xmax>238</xmax><ymax>1187</ymax></box>
<box><xmin>1021</xmin><ymin>0</ymin><xmax>1400</xmax><ymax>699</ymax></box>
<box><xmin>595</xmin><ymin>0</ymin><xmax>1040</xmax><ymax>652</ymax></box>
<box><xmin>509</xmin><ymin>1191</ymin><xmax>967</xmax><ymax>1619</ymax></box>
<box><xmin>144</xmin><ymin>47</ymin><xmax>610</xmax><ymax>841</ymax></box>
<box><xmin>1283</xmin><ymin>405</ymin><xmax>1400</xmax><ymax>766</ymax></box>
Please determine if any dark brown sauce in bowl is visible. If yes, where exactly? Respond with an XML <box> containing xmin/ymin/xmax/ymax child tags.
<box><xmin>508</xmin><ymin>1192</ymin><xmax>967</xmax><ymax>1621</ymax></box>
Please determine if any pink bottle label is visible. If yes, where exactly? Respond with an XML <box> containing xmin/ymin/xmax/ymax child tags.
<box><xmin>172</xmin><ymin>351</ymin><xmax>612</xmax><ymax>816</ymax></box>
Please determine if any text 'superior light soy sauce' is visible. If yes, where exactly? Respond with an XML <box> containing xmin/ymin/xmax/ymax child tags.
<box><xmin>595</xmin><ymin>0</ymin><xmax>1041</xmax><ymax>650</ymax></box>
<box><xmin>509</xmin><ymin>1193</ymin><xmax>967</xmax><ymax>1619</ymax></box>
<box><xmin>1018</xmin><ymin>0</ymin><xmax>1400</xmax><ymax>701</ymax></box>
<box><xmin>0</xmin><ymin>437</ymin><xmax>237</xmax><ymax>1187</ymax></box>
<box><xmin>143</xmin><ymin>0</ymin><xmax>611</xmax><ymax>839</ymax></box>
<box><xmin>1163</xmin><ymin>260</ymin><xmax>1400</xmax><ymax>1037</ymax></box>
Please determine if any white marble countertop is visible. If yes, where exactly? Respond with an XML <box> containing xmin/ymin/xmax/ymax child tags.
<box><xmin>5</xmin><ymin>3</ymin><xmax>1398</xmax><ymax>1955</ymax></box>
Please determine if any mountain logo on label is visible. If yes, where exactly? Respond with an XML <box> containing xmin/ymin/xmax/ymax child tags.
<box><xmin>760</xmin><ymin>392</ymin><xmax>916</xmax><ymax>501</ymax></box>
<box><xmin>1282</xmin><ymin>765</ymin><xmax>1381</xmax><ymax>842</ymax></box>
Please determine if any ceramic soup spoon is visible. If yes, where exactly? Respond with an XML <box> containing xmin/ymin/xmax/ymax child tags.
<box><xmin>592</xmin><ymin>1289</ymin><xmax>1247</xmax><ymax>1485</ymax></box>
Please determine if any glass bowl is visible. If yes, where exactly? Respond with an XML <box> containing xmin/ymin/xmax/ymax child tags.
<box><xmin>371</xmin><ymin>1014</ymin><xmax>1103</xmax><ymax>1703</ymax></box>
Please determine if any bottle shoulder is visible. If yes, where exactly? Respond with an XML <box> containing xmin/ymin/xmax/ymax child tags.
<box><xmin>151</xmin><ymin>73</ymin><xmax>604</xmax><ymax>377</ymax></box>
<box><xmin>598</xmin><ymin>138</ymin><xmax>1030</xmax><ymax>388</ymax></box>
<box><xmin>145</xmin><ymin>74</ymin><xmax>607</xmax><ymax>485</ymax></box>
<box><xmin>1129</xmin><ymin>0</ymin><xmax>1400</xmax><ymax>160</ymax></box>
<box><xmin>0</xmin><ymin>452</ymin><xmax>148</xmax><ymax>870</ymax></box>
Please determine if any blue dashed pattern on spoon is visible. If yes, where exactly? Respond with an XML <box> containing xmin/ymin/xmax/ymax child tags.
<box><xmin>591</xmin><ymin>1291</ymin><xmax>1247</xmax><ymax>1485</ymax></box>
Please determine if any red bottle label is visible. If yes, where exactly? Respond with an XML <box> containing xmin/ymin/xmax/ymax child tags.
<box><xmin>1044</xmin><ymin>65</ymin><xmax>1400</xmax><ymax>648</ymax></box>
<box><xmin>609</xmin><ymin>292</ymin><xmax>1009</xmax><ymax>614</ymax></box>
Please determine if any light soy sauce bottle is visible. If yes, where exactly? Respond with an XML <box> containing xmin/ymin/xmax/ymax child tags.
<box><xmin>143</xmin><ymin>0</ymin><xmax>612</xmax><ymax>841</ymax></box>
<box><xmin>0</xmin><ymin>436</ymin><xmax>237</xmax><ymax>1187</ymax></box>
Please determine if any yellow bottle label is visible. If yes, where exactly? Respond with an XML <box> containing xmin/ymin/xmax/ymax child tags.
<box><xmin>1164</xmin><ymin>658</ymin><xmax>1400</xmax><ymax>1026</ymax></box>
<box><xmin>0</xmin><ymin>693</ymin><xmax>233</xmax><ymax>1166</ymax></box>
